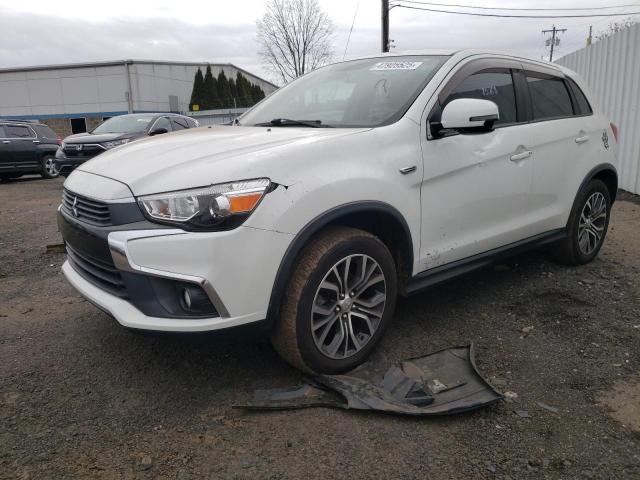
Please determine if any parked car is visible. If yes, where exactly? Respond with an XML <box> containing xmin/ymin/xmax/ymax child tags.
<box><xmin>0</xmin><ymin>120</ymin><xmax>61</xmax><ymax>180</ymax></box>
<box><xmin>57</xmin><ymin>50</ymin><xmax>618</xmax><ymax>374</ymax></box>
<box><xmin>54</xmin><ymin>113</ymin><xmax>199</xmax><ymax>176</ymax></box>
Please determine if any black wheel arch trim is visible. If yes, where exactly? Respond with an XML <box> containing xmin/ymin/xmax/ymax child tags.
<box><xmin>265</xmin><ymin>201</ymin><xmax>414</xmax><ymax>326</ymax></box>
<box><xmin>579</xmin><ymin>163</ymin><xmax>618</xmax><ymax>204</ymax></box>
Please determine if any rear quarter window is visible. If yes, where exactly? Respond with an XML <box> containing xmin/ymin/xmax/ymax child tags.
<box><xmin>566</xmin><ymin>78</ymin><xmax>593</xmax><ymax>116</ymax></box>
<box><xmin>0</xmin><ymin>125</ymin><xmax>6</xmax><ymax>137</ymax></box>
<box><xmin>526</xmin><ymin>72</ymin><xmax>574</xmax><ymax>120</ymax></box>
<box><xmin>34</xmin><ymin>125</ymin><xmax>58</xmax><ymax>139</ymax></box>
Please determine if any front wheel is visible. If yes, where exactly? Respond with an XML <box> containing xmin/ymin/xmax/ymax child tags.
<box><xmin>553</xmin><ymin>179</ymin><xmax>611</xmax><ymax>265</ymax></box>
<box><xmin>271</xmin><ymin>227</ymin><xmax>398</xmax><ymax>374</ymax></box>
<box><xmin>40</xmin><ymin>155</ymin><xmax>59</xmax><ymax>179</ymax></box>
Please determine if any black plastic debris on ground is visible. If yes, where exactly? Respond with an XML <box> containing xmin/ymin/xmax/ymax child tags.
<box><xmin>239</xmin><ymin>344</ymin><xmax>502</xmax><ymax>416</ymax></box>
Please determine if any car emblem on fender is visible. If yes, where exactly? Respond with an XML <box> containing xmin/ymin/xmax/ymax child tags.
<box><xmin>72</xmin><ymin>196</ymin><xmax>79</xmax><ymax>217</ymax></box>
<box><xmin>602</xmin><ymin>131</ymin><xmax>609</xmax><ymax>150</ymax></box>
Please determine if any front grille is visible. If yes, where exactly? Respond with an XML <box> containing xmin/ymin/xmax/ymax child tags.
<box><xmin>62</xmin><ymin>189</ymin><xmax>112</xmax><ymax>226</ymax></box>
<box><xmin>62</xmin><ymin>143</ymin><xmax>105</xmax><ymax>159</ymax></box>
<box><xmin>66</xmin><ymin>244</ymin><xmax>128</xmax><ymax>298</ymax></box>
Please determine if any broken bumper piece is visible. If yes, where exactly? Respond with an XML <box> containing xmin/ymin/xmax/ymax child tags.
<box><xmin>239</xmin><ymin>344</ymin><xmax>503</xmax><ymax>416</ymax></box>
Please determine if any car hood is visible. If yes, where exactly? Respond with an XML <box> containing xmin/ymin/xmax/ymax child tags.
<box><xmin>76</xmin><ymin>125</ymin><xmax>369</xmax><ymax>196</ymax></box>
<box><xmin>64</xmin><ymin>132</ymin><xmax>142</xmax><ymax>144</ymax></box>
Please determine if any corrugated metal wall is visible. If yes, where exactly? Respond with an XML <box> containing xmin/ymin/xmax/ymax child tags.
<box><xmin>556</xmin><ymin>23</ymin><xmax>640</xmax><ymax>194</ymax></box>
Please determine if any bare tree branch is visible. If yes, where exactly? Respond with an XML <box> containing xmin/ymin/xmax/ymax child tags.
<box><xmin>257</xmin><ymin>0</ymin><xmax>333</xmax><ymax>84</ymax></box>
<box><xmin>595</xmin><ymin>17</ymin><xmax>638</xmax><ymax>41</ymax></box>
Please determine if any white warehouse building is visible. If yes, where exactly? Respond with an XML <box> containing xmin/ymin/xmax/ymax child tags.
<box><xmin>0</xmin><ymin>60</ymin><xmax>277</xmax><ymax>137</ymax></box>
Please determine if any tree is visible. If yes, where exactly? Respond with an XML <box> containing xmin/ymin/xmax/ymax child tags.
<box><xmin>228</xmin><ymin>78</ymin><xmax>238</xmax><ymax>107</ymax></box>
<box><xmin>256</xmin><ymin>0</ymin><xmax>333</xmax><ymax>84</ymax></box>
<box><xmin>202</xmin><ymin>65</ymin><xmax>219</xmax><ymax>109</ymax></box>
<box><xmin>189</xmin><ymin>68</ymin><xmax>204</xmax><ymax>110</ymax></box>
<box><xmin>235</xmin><ymin>72</ymin><xmax>254</xmax><ymax>107</ymax></box>
<box><xmin>595</xmin><ymin>17</ymin><xmax>638</xmax><ymax>42</ymax></box>
<box><xmin>217</xmin><ymin>70</ymin><xmax>233</xmax><ymax>108</ymax></box>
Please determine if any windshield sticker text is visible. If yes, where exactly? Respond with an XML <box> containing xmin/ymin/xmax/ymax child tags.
<box><xmin>370</xmin><ymin>61</ymin><xmax>423</xmax><ymax>71</ymax></box>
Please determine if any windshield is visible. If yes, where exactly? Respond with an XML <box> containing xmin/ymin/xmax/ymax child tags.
<box><xmin>240</xmin><ymin>55</ymin><xmax>449</xmax><ymax>128</ymax></box>
<box><xmin>91</xmin><ymin>115</ymin><xmax>154</xmax><ymax>134</ymax></box>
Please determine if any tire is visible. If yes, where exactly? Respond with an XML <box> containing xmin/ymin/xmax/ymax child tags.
<box><xmin>271</xmin><ymin>226</ymin><xmax>398</xmax><ymax>374</ymax></box>
<box><xmin>40</xmin><ymin>154</ymin><xmax>59</xmax><ymax>179</ymax></box>
<box><xmin>553</xmin><ymin>179</ymin><xmax>611</xmax><ymax>265</ymax></box>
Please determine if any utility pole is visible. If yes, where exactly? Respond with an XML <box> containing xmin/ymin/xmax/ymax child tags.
<box><xmin>382</xmin><ymin>0</ymin><xmax>390</xmax><ymax>53</ymax></box>
<box><xmin>542</xmin><ymin>25</ymin><xmax>567</xmax><ymax>62</ymax></box>
<box><xmin>587</xmin><ymin>25</ymin><xmax>593</xmax><ymax>46</ymax></box>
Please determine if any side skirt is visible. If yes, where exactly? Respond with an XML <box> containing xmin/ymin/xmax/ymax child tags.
<box><xmin>405</xmin><ymin>228</ymin><xmax>566</xmax><ymax>295</ymax></box>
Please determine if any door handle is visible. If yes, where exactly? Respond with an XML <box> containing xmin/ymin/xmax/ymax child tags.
<box><xmin>399</xmin><ymin>165</ymin><xmax>417</xmax><ymax>174</ymax></box>
<box><xmin>575</xmin><ymin>136</ymin><xmax>590</xmax><ymax>144</ymax></box>
<box><xmin>510</xmin><ymin>150</ymin><xmax>532</xmax><ymax>162</ymax></box>
<box><xmin>32</xmin><ymin>140</ymin><xmax>41</xmax><ymax>144</ymax></box>
<box><xmin>1</xmin><ymin>140</ymin><xmax>10</xmax><ymax>144</ymax></box>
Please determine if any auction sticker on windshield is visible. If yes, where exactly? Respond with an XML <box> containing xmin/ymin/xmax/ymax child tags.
<box><xmin>370</xmin><ymin>61</ymin><xmax>423</xmax><ymax>71</ymax></box>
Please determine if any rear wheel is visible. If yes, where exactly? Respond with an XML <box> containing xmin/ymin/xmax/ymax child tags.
<box><xmin>271</xmin><ymin>227</ymin><xmax>398</xmax><ymax>374</ymax></box>
<box><xmin>553</xmin><ymin>179</ymin><xmax>611</xmax><ymax>265</ymax></box>
<box><xmin>40</xmin><ymin>155</ymin><xmax>59</xmax><ymax>179</ymax></box>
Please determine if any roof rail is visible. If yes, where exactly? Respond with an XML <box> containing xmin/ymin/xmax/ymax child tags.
<box><xmin>1</xmin><ymin>119</ymin><xmax>41</xmax><ymax>124</ymax></box>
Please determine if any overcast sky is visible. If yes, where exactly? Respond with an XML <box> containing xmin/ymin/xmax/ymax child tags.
<box><xmin>0</xmin><ymin>0</ymin><xmax>636</xmax><ymax>81</ymax></box>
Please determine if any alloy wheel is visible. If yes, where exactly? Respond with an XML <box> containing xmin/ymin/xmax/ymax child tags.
<box><xmin>45</xmin><ymin>157</ymin><xmax>57</xmax><ymax>176</ymax></box>
<box><xmin>311</xmin><ymin>254</ymin><xmax>386</xmax><ymax>359</ymax></box>
<box><xmin>578</xmin><ymin>191</ymin><xmax>607</xmax><ymax>255</ymax></box>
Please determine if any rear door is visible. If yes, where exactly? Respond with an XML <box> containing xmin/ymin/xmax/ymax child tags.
<box><xmin>522</xmin><ymin>65</ymin><xmax>598</xmax><ymax>233</ymax></box>
<box><xmin>419</xmin><ymin>59</ymin><xmax>535</xmax><ymax>269</ymax></box>
<box><xmin>5</xmin><ymin>124</ymin><xmax>39</xmax><ymax>169</ymax></box>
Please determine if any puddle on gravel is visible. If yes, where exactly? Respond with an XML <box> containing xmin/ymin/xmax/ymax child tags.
<box><xmin>597</xmin><ymin>376</ymin><xmax>640</xmax><ymax>432</ymax></box>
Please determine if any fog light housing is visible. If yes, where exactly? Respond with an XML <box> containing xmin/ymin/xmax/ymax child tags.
<box><xmin>179</xmin><ymin>284</ymin><xmax>215</xmax><ymax>315</ymax></box>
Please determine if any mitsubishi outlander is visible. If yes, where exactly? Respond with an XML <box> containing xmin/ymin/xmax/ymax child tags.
<box><xmin>57</xmin><ymin>50</ymin><xmax>618</xmax><ymax>373</ymax></box>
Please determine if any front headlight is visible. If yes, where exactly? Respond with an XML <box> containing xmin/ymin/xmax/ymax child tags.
<box><xmin>138</xmin><ymin>178</ymin><xmax>271</xmax><ymax>231</ymax></box>
<box><xmin>102</xmin><ymin>138</ymin><xmax>131</xmax><ymax>149</ymax></box>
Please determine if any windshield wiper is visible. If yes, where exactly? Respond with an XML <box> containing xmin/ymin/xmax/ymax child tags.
<box><xmin>254</xmin><ymin>118</ymin><xmax>332</xmax><ymax>128</ymax></box>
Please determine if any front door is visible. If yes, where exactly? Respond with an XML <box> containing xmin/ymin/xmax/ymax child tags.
<box><xmin>419</xmin><ymin>64</ymin><xmax>534</xmax><ymax>271</ymax></box>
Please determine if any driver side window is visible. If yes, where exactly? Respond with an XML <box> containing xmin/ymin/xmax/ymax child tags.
<box><xmin>444</xmin><ymin>69</ymin><xmax>518</xmax><ymax>126</ymax></box>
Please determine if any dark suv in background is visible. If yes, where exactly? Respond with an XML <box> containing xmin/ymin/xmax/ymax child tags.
<box><xmin>54</xmin><ymin>113</ymin><xmax>199</xmax><ymax>176</ymax></box>
<box><xmin>0</xmin><ymin>120</ymin><xmax>61</xmax><ymax>180</ymax></box>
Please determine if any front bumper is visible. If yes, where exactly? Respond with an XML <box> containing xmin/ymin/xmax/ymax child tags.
<box><xmin>54</xmin><ymin>154</ymin><xmax>85</xmax><ymax>176</ymax></box>
<box><xmin>58</xmin><ymin>208</ymin><xmax>294</xmax><ymax>332</ymax></box>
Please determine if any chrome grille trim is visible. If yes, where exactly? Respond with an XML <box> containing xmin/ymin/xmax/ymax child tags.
<box><xmin>61</xmin><ymin>189</ymin><xmax>112</xmax><ymax>226</ymax></box>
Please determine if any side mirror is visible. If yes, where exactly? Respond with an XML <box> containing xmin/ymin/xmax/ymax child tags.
<box><xmin>440</xmin><ymin>98</ymin><xmax>499</xmax><ymax>132</ymax></box>
<box><xmin>149</xmin><ymin>127</ymin><xmax>169</xmax><ymax>136</ymax></box>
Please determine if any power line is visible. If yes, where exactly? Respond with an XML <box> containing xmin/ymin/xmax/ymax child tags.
<box><xmin>343</xmin><ymin>0</ymin><xmax>361</xmax><ymax>60</ymax></box>
<box><xmin>393</xmin><ymin>0</ymin><xmax>640</xmax><ymax>12</ymax></box>
<box><xmin>390</xmin><ymin>3</ymin><xmax>640</xmax><ymax>18</ymax></box>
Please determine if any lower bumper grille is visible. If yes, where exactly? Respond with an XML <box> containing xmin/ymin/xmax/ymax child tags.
<box><xmin>66</xmin><ymin>244</ymin><xmax>128</xmax><ymax>298</ymax></box>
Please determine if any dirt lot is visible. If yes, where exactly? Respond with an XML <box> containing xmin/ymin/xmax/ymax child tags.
<box><xmin>1</xmin><ymin>176</ymin><xmax>639</xmax><ymax>480</ymax></box>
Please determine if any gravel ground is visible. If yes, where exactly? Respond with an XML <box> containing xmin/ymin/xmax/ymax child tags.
<box><xmin>1</xmin><ymin>176</ymin><xmax>639</xmax><ymax>480</ymax></box>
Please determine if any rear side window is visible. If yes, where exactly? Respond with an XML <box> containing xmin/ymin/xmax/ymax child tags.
<box><xmin>526</xmin><ymin>72</ymin><xmax>573</xmax><ymax>120</ymax></box>
<box><xmin>444</xmin><ymin>69</ymin><xmax>518</xmax><ymax>126</ymax></box>
<box><xmin>6</xmin><ymin>125</ymin><xmax>34</xmax><ymax>138</ymax></box>
<box><xmin>566</xmin><ymin>78</ymin><xmax>593</xmax><ymax>116</ymax></box>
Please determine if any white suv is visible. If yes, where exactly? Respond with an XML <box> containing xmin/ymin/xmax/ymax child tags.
<box><xmin>58</xmin><ymin>50</ymin><xmax>618</xmax><ymax>373</ymax></box>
